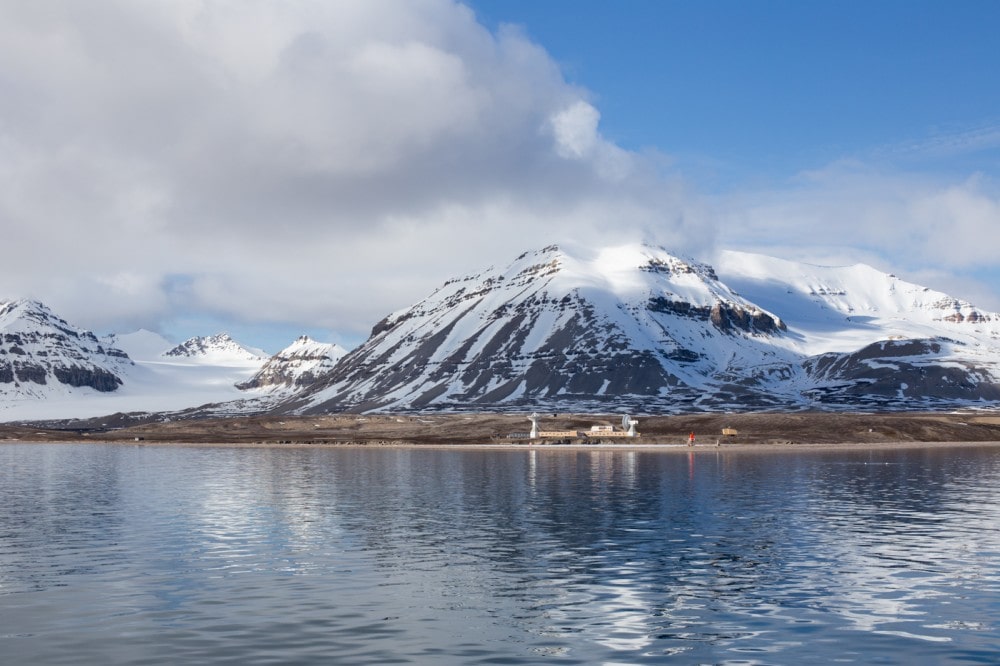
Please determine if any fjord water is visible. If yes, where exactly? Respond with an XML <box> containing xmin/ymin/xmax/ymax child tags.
<box><xmin>1</xmin><ymin>444</ymin><xmax>998</xmax><ymax>664</ymax></box>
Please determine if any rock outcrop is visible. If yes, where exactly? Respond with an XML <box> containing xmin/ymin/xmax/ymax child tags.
<box><xmin>0</xmin><ymin>300</ymin><xmax>131</xmax><ymax>397</ymax></box>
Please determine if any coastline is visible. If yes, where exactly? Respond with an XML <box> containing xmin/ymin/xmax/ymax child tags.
<box><xmin>4</xmin><ymin>410</ymin><xmax>1000</xmax><ymax>451</ymax></box>
<box><xmin>9</xmin><ymin>438</ymin><xmax>1000</xmax><ymax>454</ymax></box>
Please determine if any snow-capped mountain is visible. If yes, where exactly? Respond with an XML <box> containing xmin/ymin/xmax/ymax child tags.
<box><xmin>280</xmin><ymin>244</ymin><xmax>795</xmax><ymax>413</ymax></box>
<box><xmin>715</xmin><ymin>251</ymin><xmax>1000</xmax><ymax>407</ymax></box>
<box><xmin>714</xmin><ymin>250</ymin><xmax>998</xmax><ymax>351</ymax></box>
<box><xmin>163</xmin><ymin>333</ymin><xmax>267</xmax><ymax>363</ymax></box>
<box><xmin>5</xmin><ymin>243</ymin><xmax>1000</xmax><ymax>421</ymax></box>
<box><xmin>279</xmin><ymin>243</ymin><xmax>1000</xmax><ymax>414</ymax></box>
<box><xmin>0</xmin><ymin>313</ymin><xmax>272</xmax><ymax>422</ymax></box>
<box><xmin>238</xmin><ymin>336</ymin><xmax>348</xmax><ymax>392</ymax></box>
<box><xmin>0</xmin><ymin>299</ymin><xmax>132</xmax><ymax>400</ymax></box>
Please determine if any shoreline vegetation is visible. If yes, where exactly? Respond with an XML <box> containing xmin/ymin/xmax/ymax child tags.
<box><xmin>2</xmin><ymin>411</ymin><xmax>1000</xmax><ymax>451</ymax></box>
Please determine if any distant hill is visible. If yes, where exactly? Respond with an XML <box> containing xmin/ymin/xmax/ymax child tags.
<box><xmin>0</xmin><ymin>307</ymin><xmax>272</xmax><ymax>421</ymax></box>
<box><xmin>238</xmin><ymin>336</ymin><xmax>348</xmax><ymax>392</ymax></box>
<box><xmin>163</xmin><ymin>333</ymin><xmax>267</xmax><ymax>363</ymax></box>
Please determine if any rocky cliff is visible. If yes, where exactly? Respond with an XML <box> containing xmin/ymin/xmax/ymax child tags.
<box><xmin>0</xmin><ymin>300</ymin><xmax>131</xmax><ymax>398</ymax></box>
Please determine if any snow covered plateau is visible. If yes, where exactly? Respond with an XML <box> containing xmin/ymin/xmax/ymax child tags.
<box><xmin>3</xmin><ymin>243</ymin><xmax>1000</xmax><ymax>422</ymax></box>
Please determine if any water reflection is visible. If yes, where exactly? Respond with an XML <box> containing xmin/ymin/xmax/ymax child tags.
<box><xmin>0</xmin><ymin>443</ymin><xmax>999</xmax><ymax>664</ymax></box>
<box><xmin>779</xmin><ymin>450</ymin><xmax>1000</xmax><ymax>649</ymax></box>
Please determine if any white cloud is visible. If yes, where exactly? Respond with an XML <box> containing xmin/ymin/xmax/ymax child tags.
<box><xmin>552</xmin><ymin>100</ymin><xmax>601</xmax><ymax>159</ymax></box>
<box><xmin>550</xmin><ymin>100</ymin><xmax>634</xmax><ymax>182</ymax></box>
<box><xmin>715</xmin><ymin>162</ymin><xmax>1000</xmax><ymax>310</ymax></box>
<box><xmin>0</xmin><ymin>0</ymin><xmax>708</xmax><ymax>344</ymax></box>
<box><xmin>1</xmin><ymin>0</ymin><xmax>995</xmax><ymax>349</ymax></box>
<box><xmin>881</xmin><ymin>122</ymin><xmax>1000</xmax><ymax>161</ymax></box>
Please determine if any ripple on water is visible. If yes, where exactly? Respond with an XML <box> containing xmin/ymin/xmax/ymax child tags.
<box><xmin>1</xmin><ymin>444</ymin><xmax>999</xmax><ymax>664</ymax></box>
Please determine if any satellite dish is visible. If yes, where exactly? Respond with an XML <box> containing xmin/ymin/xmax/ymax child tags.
<box><xmin>622</xmin><ymin>414</ymin><xmax>630</xmax><ymax>429</ymax></box>
<box><xmin>528</xmin><ymin>412</ymin><xmax>541</xmax><ymax>438</ymax></box>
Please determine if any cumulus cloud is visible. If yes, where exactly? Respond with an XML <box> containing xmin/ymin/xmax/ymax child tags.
<box><xmin>2</xmin><ymin>1</ymin><xmax>996</xmax><ymax>349</ymax></box>
<box><xmin>717</xmin><ymin>162</ymin><xmax>1000</xmax><ymax>266</ymax></box>
<box><xmin>552</xmin><ymin>101</ymin><xmax>601</xmax><ymax>159</ymax></box>
<box><xmin>0</xmin><ymin>0</ymin><xmax>703</xmax><ymax>345</ymax></box>
<box><xmin>713</xmin><ymin>161</ymin><xmax>1000</xmax><ymax>310</ymax></box>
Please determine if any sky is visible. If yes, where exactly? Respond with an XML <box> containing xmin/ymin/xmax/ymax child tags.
<box><xmin>1</xmin><ymin>0</ymin><xmax>998</xmax><ymax>353</ymax></box>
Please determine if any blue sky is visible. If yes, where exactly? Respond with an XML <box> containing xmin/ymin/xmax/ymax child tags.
<box><xmin>470</xmin><ymin>0</ymin><xmax>1000</xmax><ymax>314</ymax></box>
<box><xmin>470</xmin><ymin>0</ymin><xmax>1000</xmax><ymax>180</ymax></box>
<box><xmin>1</xmin><ymin>1</ymin><xmax>997</xmax><ymax>352</ymax></box>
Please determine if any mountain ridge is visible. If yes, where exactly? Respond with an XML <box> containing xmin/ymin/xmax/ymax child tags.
<box><xmin>3</xmin><ymin>243</ymin><xmax>1000</xmax><ymax>421</ymax></box>
<box><xmin>278</xmin><ymin>243</ymin><xmax>1000</xmax><ymax>414</ymax></box>
<box><xmin>279</xmin><ymin>245</ymin><xmax>1000</xmax><ymax>414</ymax></box>
<box><xmin>0</xmin><ymin>299</ymin><xmax>132</xmax><ymax>401</ymax></box>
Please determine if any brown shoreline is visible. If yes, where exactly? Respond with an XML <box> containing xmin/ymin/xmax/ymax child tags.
<box><xmin>3</xmin><ymin>411</ymin><xmax>1000</xmax><ymax>451</ymax></box>
<box><xmin>21</xmin><ymin>440</ymin><xmax>998</xmax><ymax>455</ymax></box>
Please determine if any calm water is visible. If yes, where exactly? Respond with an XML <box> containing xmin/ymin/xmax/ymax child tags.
<box><xmin>1</xmin><ymin>443</ymin><xmax>999</xmax><ymax>664</ymax></box>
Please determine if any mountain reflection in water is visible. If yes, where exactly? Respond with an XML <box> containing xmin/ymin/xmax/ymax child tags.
<box><xmin>1</xmin><ymin>443</ymin><xmax>998</xmax><ymax>664</ymax></box>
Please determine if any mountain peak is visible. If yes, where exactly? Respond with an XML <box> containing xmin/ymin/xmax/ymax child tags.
<box><xmin>237</xmin><ymin>335</ymin><xmax>348</xmax><ymax>392</ymax></box>
<box><xmin>274</xmin><ymin>241</ymin><xmax>1000</xmax><ymax>414</ymax></box>
<box><xmin>0</xmin><ymin>298</ymin><xmax>131</xmax><ymax>400</ymax></box>
<box><xmin>163</xmin><ymin>333</ymin><xmax>266</xmax><ymax>361</ymax></box>
<box><xmin>5</xmin><ymin>242</ymin><xmax>1000</xmax><ymax>419</ymax></box>
<box><xmin>288</xmin><ymin>243</ymin><xmax>791</xmax><ymax>413</ymax></box>
<box><xmin>0</xmin><ymin>299</ymin><xmax>62</xmax><ymax>327</ymax></box>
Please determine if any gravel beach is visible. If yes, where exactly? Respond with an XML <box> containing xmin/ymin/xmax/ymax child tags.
<box><xmin>4</xmin><ymin>411</ymin><xmax>1000</xmax><ymax>450</ymax></box>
